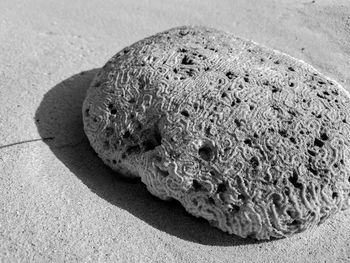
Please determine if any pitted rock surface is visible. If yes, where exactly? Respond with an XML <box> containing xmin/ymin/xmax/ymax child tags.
<box><xmin>82</xmin><ymin>26</ymin><xmax>350</xmax><ymax>240</ymax></box>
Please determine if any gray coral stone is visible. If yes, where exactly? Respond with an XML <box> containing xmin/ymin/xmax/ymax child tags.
<box><xmin>82</xmin><ymin>26</ymin><xmax>350</xmax><ymax>240</ymax></box>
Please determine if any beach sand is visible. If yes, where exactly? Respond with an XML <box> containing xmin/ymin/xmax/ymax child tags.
<box><xmin>1</xmin><ymin>0</ymin><xmax>350</xmax><ymax>262</ymax></box>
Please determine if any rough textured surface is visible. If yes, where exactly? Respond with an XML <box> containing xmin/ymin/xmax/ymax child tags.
<box><xmin>83</xmin><ymin>26</ymin><xmax>350</xmax><ymax>240</ymax></box>
<box><xmin>2</xmin><ymin>0</ymin><xmax>350</xmax><ymax>262</ymax></box>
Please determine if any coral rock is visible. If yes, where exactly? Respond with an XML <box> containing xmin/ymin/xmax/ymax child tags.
<box><xmin>82</xmin><ymin>26</ymin><xmax>350</xmax><ymax>240</ymax></box>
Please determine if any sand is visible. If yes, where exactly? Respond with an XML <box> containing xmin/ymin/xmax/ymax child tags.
<box><xmin>1</xmin><ymin>0</ymin><xmax>350</xmax><ymax>262</ymax></box>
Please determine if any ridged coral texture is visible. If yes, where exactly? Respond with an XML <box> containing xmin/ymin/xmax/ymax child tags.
<box><xmin>82</xmin><ymin>26</ymin><xmax>350</xmax><ymax>240</ymax></box>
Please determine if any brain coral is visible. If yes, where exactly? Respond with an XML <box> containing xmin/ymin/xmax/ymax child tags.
<box><xmin>82</xmin><ymin>26</ymin><xmax>350</xmax><ymax>240</ymax></box>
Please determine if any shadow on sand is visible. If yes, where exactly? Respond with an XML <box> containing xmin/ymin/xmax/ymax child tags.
<box><xmin>35</xmin><ymin>69</ymin><xmax>271</xmax><ymax>246</ymax></box>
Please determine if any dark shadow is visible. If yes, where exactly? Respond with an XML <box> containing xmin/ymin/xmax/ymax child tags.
<box><xmin>34</xmin><ymin>69</ymin><xmax>272</xmax><ymax>246</ymax></box>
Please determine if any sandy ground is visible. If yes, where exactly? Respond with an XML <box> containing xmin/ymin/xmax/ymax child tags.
<box><xmin>1</xmin><ymin>0</ymin><xmax>350</xmax><ymax>262</ymax></box>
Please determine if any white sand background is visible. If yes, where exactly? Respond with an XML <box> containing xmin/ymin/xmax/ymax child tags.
<box><xmin>1</xmin><ymin>0</ymin><xmax>350</xmax><ymax>262</ymax></box>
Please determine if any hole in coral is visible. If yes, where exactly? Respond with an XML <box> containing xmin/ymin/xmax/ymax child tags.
<box><xmin>244</xmin><ymin>139</ymin><xmax>252</xmax><ymax>147</ymax></box>
<box><xmin>123</xmin><ymin>131</ymin><xmax>130</xmax><ymax>138</ymax></box>
<box><xmin>289</xmin><ymin>170</ymin><xmax>303</xmax><ymax>189</ymax></box>
<box><xmin>110</xmin><ymin>109</ymin><xmax>117</xmax><ymax>115</ymax></box>
<box><xmin>198</xmin><ymin>143</ymin><xmax>215</xmax><ymax>162</ymax></box>
<box><xmin>94</xmin><ymin>81</ymin><xmax>101</xmax><ymax>87</ymax></box>
<box><xmin>331</xmin><ymin>89</ymin><xmax>338</xmax><ymax>95</ymax></box>
<box><xmin>288</xmin><ymin>219</ymin><xmax>301</xmax><ymax>226</ymax></box>
<box><xmin>286</xmin><ymin>209</ymin><xmax>294</xmax><ymax>219</ymax></box>
<box><xmin>128</xmin><ymin>98</ymin><xmax>136</xmax><ymax>103</ymax></box>
<box><xmin>307</xmin><ymin>149</ymin><xmax>316</xmax><ymax>157</ymax></box>
<box><xmin>271</xmin><ymin>86</ymin><xmax>280</xmax><ymax>93</ymax></box>
<box><xmin>205</xmin><ymin>126</ymin><xmax>211</xmax><ymax>136</ymax></box>
<box><xmin>221</xmin><ymin>92</ymin><xmax>228</xmax><ymax>98</ymax></box>
<box><xmin>284</xmin><ymin>188</ymin><xmax>290</xmax><ymax>196</ymax></box>
<box><xmin>274</xmin><ymin>60</ymin><xmax>280</xmax><ymax>64</ymax></box>
<box><xmin>138</xmin><ymin>77</ymin><xmax>147</xmax><ymax>90</ymax></box>
<box><xmin>290</xmin><ymin>137</ymin><xmax>296</xmax><ymax>144</ymax></box>
<box><xmin>289</xmin><ymin>82</ymin><xmax>295</xmax><ymax>87</ymax></box>
<box><xmin>244</xmin><ymin>76</ymin><xmax>249</xmax><ymax>83</ymax></box>
<box><xmin>320</xmin><ymin>133</ymin><xmax>328</xmax><ymax>141</ymax></box>
<box><xmin>234</xmin><ymin>119</ymin><xmax>241</xmax><ymax>127</ymax></box>
<box><xmin>179</xmin><ymin>30</ymin><xmax>189</xmax><ymax>36</ymax></box>
<box><xmin>192</xmin><ymin>180</ymin><xmax>202</xmax><ymax>191</ymax></box>
<box><xmin>308</xmin><ymin>165</ymin><xmax>318</xmax><ymax>176</ymax></box>
<box><xmin>231</xmin><ymin>101</ymin><xmax>235</xmax><ymax>107</ymax></box>
<box><xmin>125</xmin><ymin>145</ymin><xmax>141</xmax><ymax>155</ymax></box>
<box><xmin>314</xmin><ymin>138</ymin><xmax>324</xmax><ymax>147</ymax></box>
<box><xmin>278</xmin><ymin>129</ymin><xmax>288</xmax><ymax>137</ymax></box>
<box><xmin>208</xmin><ymin>197</ymin><xmax>215</xmax><ymax>205</ymax></box>
<box><xmin>238</xmin><ymin>194</ymin><xmax>245</xmax><ymax>201</ymax></box>
<box><xmin>142</xmin><ymin>130</ymin><xmax>162</xmax><ymax>152</ymax></box>
<box><xmin>288</xmin><ymin>66</ymin><xmax>295</xmax><ymax>72</ymax></box>
<box><xmin>180</xmin><ymin>110</ymin><xmax>190</xmax><ymax>117</ymax></box>
<box><xmin>226</xmin><ymin>71</ymin><xmax>236</xmax><ymax>79</ymax></box>
<box><xmin>85</xmin><ymin>108</ymin><xmax>90</xmax><ymax>117</ymax></box>
<box><xmin>250</xmin><ymin>156</ymin><xmax>259</xmax><ymax>169</ymax></box>
<box><xmin>209</xmin><ymin>170</ymin><xmax>218</xmax><ymax>178</ymax></box>
<box><xmin>216</xmin><ymin>183</ymin><xmax>227</xmax><ymax>194</ymax></box>
<box><xmin>271</xmin><ymin>193</ymin><xmax>281</xmax><ymax>208</ymax></box>
<box><xmin>230</xmin><ymin>204</ymin><xmax>240</xmax><ymax>213</ymax></box>
<box><xmin>112</xmin><ymin>160</ymin><xmax>117</xmax><ymax>164</ymax></box>
<box><xmin>179</xmin><ymin>48</ymin><xmax>187</xmax><ymax>53</ymax></box>
<box><xmin>181</xmin><ymin>55</ymin><xmax>194</xmax><ymax>65</ymax></box>
<box><xmin>249</xmin><ymin>105</ymin><xmax>254</xmax><ymax>110</ymax></box>
<box><xmin>332</xmin><ymin>192</ymin><xmax>338</xmax><ymax>199</ymax></box>
<box><xmin>184</xmin><ymin>68</ymin><xmax>195</xmax><ymax>77</ymax></box>
<box><xmin>142</xmin><ymin>123</ymin><xmax>162</xmax><ymax>151</ymax></box>
<box><xmin>156</xmin><ymin>166</ymin><xmax>169</xmax><ymax>177</ymax></box>
<box><xmin>134</xmin><ymin>121</ymin><xmax>142</xmax><ymax>131</ymax></box>
<box><xmin>288</xmin><ymin>110</ymin><xmax>296</xmax><ymax>117</ymax></box>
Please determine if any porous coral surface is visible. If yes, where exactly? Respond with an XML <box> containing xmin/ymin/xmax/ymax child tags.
<box><xmin>83</xmin><ymin>26</ymin><xmax>350</xmax><ymax>240</ymax></box>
